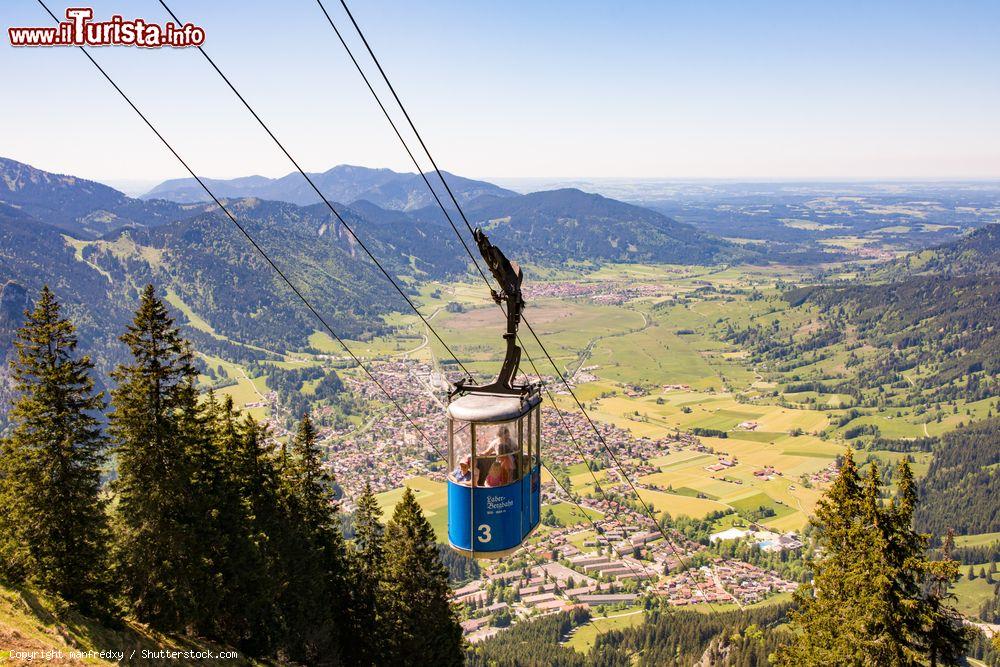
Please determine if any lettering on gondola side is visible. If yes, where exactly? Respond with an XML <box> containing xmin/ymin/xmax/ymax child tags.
<box><xmin>486</xmin><ymin>494</ymin><xmax>514</xmax><ymax>514</ymax></box>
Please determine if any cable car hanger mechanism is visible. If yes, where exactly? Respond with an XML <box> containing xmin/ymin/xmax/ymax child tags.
<box><xmin>451</xmin><ymin>230</ymin><xmax>539</xmax><ymax>399</ymax></box>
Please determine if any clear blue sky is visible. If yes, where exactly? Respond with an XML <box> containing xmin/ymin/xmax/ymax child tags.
<box><xmin>2</xmin><ymin>0</ymin><xmax>999</xmax><ymax>183</ymax></box>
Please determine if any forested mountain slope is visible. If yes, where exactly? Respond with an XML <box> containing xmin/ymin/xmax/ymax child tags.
<box><xmin>781</xmin><ymin>274</ymin><xmax>1000</xmax><ymax>401</ymax></box>
<box><xmin>414</xmin><ymin>187</ymin><xmax>748</xmax><ymax>265</ymax></box>
<box><xmin>123</xmin><ymin>199</ymin><xmax>409</xmax><ymax>348</ymax></box>
<box><xmin>876</xmin><ymin>222</ymin><xmax>1000</xmax><ymax>278</ymax></box>
<box><xmin>914</xmin><ymin>417</ymin><xmax>1000</xmax><ymax>536</ymax></box>
<box><xmin>727</xmin><ymin>224</ymin><xmax>999</xmax><ymax>409</ymax></box>
<box><xmin>0</xmin><ymin>204</ymin><xmax>136</xmax><ymax>382</ymax></box>
<box><xmin>0</xmin><ymin>157</ymin><xmax>188</xmax><ymax>238</ymax></box>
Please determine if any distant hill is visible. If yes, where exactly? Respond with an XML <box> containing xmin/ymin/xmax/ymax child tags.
<box><xmin>758</xmin><ymin>228</ymin><xmax>1000</xmax><ymax>411</ymax></box>
<box><xmin>785</xmin><ymin>273</ymin><xmax>1000</xmax><ymax>394</ymax></box>
<box><xmin>121</xmin><ymin>197</ymin><xmax>463</xmax><ymax>350</ymax></box>
<box><xmin>877</xmin><ymin>223</ymin><xmax>1000</xmax><ymax>279</ymax></box>
<box><xmin>775</xmin><ymin>224</ymin><xmax>1000</xmax><ymax>400</ymax></box>
<box><xmin>914</xmin><ymin>417</ymin><xmax>1000</xmax><ymax>537</ymax></box>
<box><xmin>143</xmin><ymin>164</ymin><xmax>517</xmax><ymax>211</ymax></box>
<box><xmin>0</xmin><ymin>157</ymin><xmax>188</xmax><ymax>238</ymax></box>
<box><xmin>0</xmin><ymin>202</ymin><xmax>155</xmax><ymax>414</ymax></box>
<box><xmin>0</xmin><ymin>195</ymin><xmax>434</xmax><ymax>365</ymax></box>
<box><xmin>0</xmin><ymin>202</ymin><xmax>131</xmax><ymax>360</ymax></box>
<box><xmin>447</xmin><ymin>188</ymin><xmax>748</xmax><ymax>265</ymax></box>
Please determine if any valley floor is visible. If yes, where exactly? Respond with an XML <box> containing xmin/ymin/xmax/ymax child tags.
<box><xmin>78</xmin><ymin>259</ymin><xmax>997</xmax><ymax>653</ymax></box>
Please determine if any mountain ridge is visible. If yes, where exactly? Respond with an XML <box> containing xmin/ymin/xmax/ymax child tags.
<box><xmin>142</xmin><ymin>163</ymin><xmax>518</xmax><ymax>211</ymax></box>
<box><xmin>440</xmin><ymin>187</ymin><xmax>748</xmax><ymax>264</ymax></box>
<box><xmin>1</xmin><ymin>156</ymin><xmax>736</xmax><ymax>268</ymax></box>
<box><xmin>0</xmin><ymin>157</ymin><xmax>189</xmax><ymax>239</ymax></box>
<box><xmin>0</xmin><ymin>156</ymin><xmax>748</xmax><ymax>398</ymax></box>
<box><xmin>878</xmin><ymin>222</ymin><xmax>1000</xmax><ymax>279</ymax></box>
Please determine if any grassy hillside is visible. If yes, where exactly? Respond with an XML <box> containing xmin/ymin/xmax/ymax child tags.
<box><xmin>0</xmin><ymin>581</ymin><xmax>256</xmax><ymax>666</ymax></box>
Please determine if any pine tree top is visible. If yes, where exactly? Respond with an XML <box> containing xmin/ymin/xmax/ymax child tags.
<box><xmin>116</xmin><ymin>284</ymin><xmax>195</xmax><ymax>381</ymax></box>
<box><xmin>385</xmin><ymin>488</ymin><xmax>444</xmax><ymax>576</ymax></box>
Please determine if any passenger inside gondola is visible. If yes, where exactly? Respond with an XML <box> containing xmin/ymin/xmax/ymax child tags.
<box><xmin>484</xmin><ymin>459</ymin><xmax>507</xmax><ymax>487</ymax></box>
<box><xmin>498</xmin><ymin>453</ymin><xmax>515</xmax><ymax>483</ymax></box>
<box><xmin>483</xmin><ymin>425</ymin><xmax>515</xmax><ymax>457</ymax></box>
<box><xmin>451</xmin><ymin>425</ymin><xmax>477</xmax><ymax>486</ymax></box>
<box><xmin>482</xmin><ymin>425</ymin><xmax>519</xmax><ymax>481</ymax></box>
<box><xmin>452</xmin><ymin>455</ymin><xmax>473</xmax><ymax>484</ymax></box>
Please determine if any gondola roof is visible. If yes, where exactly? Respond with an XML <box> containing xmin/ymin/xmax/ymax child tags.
<box><xmin>447</xmin><ymin>391</ymin><xmax>541</xmax><ymax>423</ymax></box>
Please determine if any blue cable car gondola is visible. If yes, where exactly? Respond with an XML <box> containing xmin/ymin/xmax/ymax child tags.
<box><xmin>447</xmin><ymin>230</ymin><xmax>542</xmax><ymax>558</ymax></box>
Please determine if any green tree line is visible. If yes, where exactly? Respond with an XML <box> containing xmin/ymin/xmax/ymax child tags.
<box><xmin>0</xmin><ymin>285</ymin><xmax>461</xmax><ymax>665</ymax></box>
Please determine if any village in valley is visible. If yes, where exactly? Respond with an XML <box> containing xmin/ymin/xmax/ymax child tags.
<box><xmin>236</xmin><ymin>362</ymin><xmax>818</xmax><ymax>647</ymax></box>
<box><xmin>200</xmin><ymin>265</ymin><xmax>962</xmax><ymax>651</ymax></box>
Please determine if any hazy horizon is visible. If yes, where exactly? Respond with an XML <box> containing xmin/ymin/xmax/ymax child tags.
<box><xmin>10</xmin><ymin>157</ymin><xmax>998</xmax><ymax>200</ymax></box>
<box><xmin>85</xmin><ymin>167</ymin><xmax>1000</xmax><ymax>200</ymax></box>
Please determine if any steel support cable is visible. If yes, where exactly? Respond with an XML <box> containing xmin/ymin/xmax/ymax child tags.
<box><xmin>154</xmin><ymin>0</ymin><xmax>474</xmax><ymax>383</ymax></box>
<box><xmin>323</xmin><ymin>0</ymin><xmax>716</xmax><ymax>607</ymax></box>
<box><xmin>33</xmin><ymin>0</ymin><xmax>443</xmax><ymax>464</ymax></box>
<box><xmin>313</xmin><ymin>0</ymin><xmax>493</xmax><ymax>291</ymax></box>
<box><xmin>309</xmin><ymin>0</ymin><xmax>650</xmax><ymax>576</ymax></box>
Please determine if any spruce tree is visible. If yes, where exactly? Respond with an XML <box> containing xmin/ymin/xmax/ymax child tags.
<box><xmin>0</xmin><ymin>287</ymin><xmax>108</xmax><ymax>612</ymax></box>
<box><xmin>350</xmin><ymin>481</ymin><xmax>386</xmax><ymax>665</ymax></box>
<box><xmin>184</xmin><ymin>391</ymin><xmax>248</xmax><ymax>638</ymax></box>
<box><xmin>382</xmin><ymin>487</ymin><xmax>462</xmax><ymax>666</ymax></box>
<box><xmin>108</xmin><ymin>285</ymin><xmax>202</xmax><ymax>628</ymax></box>
<box><xmin>777</xmin><ymin>451</ymin><xmax>969</xmax><ymax>665</ymax></box>
<box><xmin>778</xmin><ymin>450</ymin><xmax>866</xmax><ymax>665</ymax></box>
<box><xmin>287</xmin><ymin>415</ymin><xmax>338</xmax><ymax>532</ymax></box>
<box><xmin>226</xmin><ymin>412</ymin><xmax>286</xmax><ymax>654</ymax></box>
<box><xmin>198</xmin><ymin>396</ymin><xmax>285</xmax><ymax>653</ymax></box>
<box><xmin>279</xmin><ymin>414</ymin><xmax>350</xmax><ymax>663</ymax></box>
